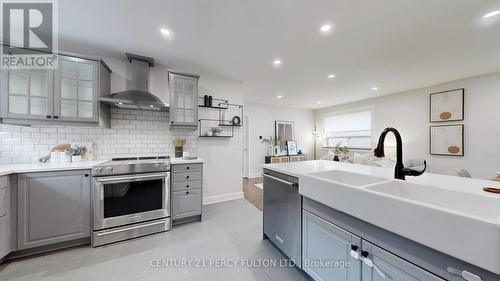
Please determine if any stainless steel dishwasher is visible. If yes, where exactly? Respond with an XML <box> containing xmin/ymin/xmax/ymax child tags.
<box><xmin>263</xmin><ymin>168</ymin><xmax>301</xmax><ymax>268</ymax></box>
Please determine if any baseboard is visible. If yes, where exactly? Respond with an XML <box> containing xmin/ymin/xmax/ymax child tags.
<box><xmin>247</xmin><ymin>172</ymin><xmax>263</xmax><ymax>179</ymax></box>
<box><xmin>203</xmin><ymin>192</ymin><xmax>244</xmax><ymax>205</ymax></box>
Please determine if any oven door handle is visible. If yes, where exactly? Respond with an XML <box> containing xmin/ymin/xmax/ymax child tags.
<box><xmin>95</xmin><ymin>173</ymin><xmax>169</xmax><ymax>183</ymax></box>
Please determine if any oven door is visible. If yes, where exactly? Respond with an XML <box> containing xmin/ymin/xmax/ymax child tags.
<box><xmin>93</xmin><ymin>172</ymin><xmax>170</xmax><ymax>230</ymax></box>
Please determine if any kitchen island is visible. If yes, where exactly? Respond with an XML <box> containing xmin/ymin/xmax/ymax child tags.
<box><xmin>263</xmin><ymin>160</ymin><xmax>500</xmax><ymax>281</ymax></box>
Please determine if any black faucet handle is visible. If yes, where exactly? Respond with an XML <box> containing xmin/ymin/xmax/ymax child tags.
<box><xmin>402</xmin><ymin>160</ymin><xmax>427</xmax><ymax>177</ymax></box>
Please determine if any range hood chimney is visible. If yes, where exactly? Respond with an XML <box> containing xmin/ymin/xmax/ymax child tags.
<box><xmin>99</xmin><ymin>53</ymin><xmax>169</xmax><ymax>111</ymax></box>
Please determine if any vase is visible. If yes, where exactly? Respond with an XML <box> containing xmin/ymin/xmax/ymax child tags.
<box><xmin>175</xmin><ymin>146</ymin><xmax>183</xmax><ymax>158</ymax></box>
<box><xmin>333</xmin><ymin>155</ymin><xmax>340</xmax><ymax>162</ymax></box>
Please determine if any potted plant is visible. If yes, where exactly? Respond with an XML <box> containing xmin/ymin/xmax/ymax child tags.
<box><xmin>173</xmin><ymin>139</ymin><xmax>186</xmax><ymax>158</ymax></box>
<box><xmin>333</xmin><ymin>142</ymin><xmax>351</xmax><ymax>162</ymax></box>
<box><xmin>261</xmin><ymin>136</ymin><xmax>281</xmax><ymax>156</ymax></box>
<box><xmin>66</xmin><ymin>145</ymin><xmax>88</xmax><ymax>162</ymax></box>
<box><xmin>208</xmin><ymin>127</ymin><xmax>223</xmax><ymax>137</ymax></box>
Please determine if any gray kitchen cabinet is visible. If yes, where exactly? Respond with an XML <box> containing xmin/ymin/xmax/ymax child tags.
<box><xmin>171</xmin><ymin>163</ymin><xmax>203</xmax><ymax>224</ymax></box>
<box><xmin>172</xmin><ymin>189</ymin><xmax>202</xmax><ymax>219</ymax></box>
<box><xmin>0</xmin><ymin>176</ymin><xmax>10</xmax><ymax>260</ymax></box>
<box><xmin>361</xmin><ymin>241</ymin><xmax>445</xmax><ymax>281</ymax></box>
<box><xmin>54</xmin><ymin>55</ymin><xmax>99</xmax><ymax>122</ymax></box>
<box><xmin>0</xmin><ymin>68</ymin><xmax>54</xmax><ymax>120</ymax></box>
<box><xmin>0</xmin><ymin>50</ymin><xmax>111</xmax><ymax>126</ymax></box>
<box><xmin>17</xmin><ymin>170</ymin><xmax>91</xmax><ymax>250</ymax></box>
<box><xmin>168</xmin><ymin>71</ymin><xmax>199</xmax><ymax>129</ymax></box>
<box><xmin>303</xmin><ymin>210</ymin><xmax>362</xmax><ymax>281</ymax></box>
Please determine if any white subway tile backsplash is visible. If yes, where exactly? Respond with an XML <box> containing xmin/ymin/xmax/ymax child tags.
<box><xmin>0</xmin><ymin>109</ymin><xmax>198</xmax><ymax>164</ymax></box>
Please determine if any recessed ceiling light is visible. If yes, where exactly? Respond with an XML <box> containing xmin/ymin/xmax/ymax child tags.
<box><xmin>277</xmin><ymin>95</ymin><xmax>283</xmax><ymax>99</ymax></box>
<box><xmin>273</xmin><ymin>59</ymin><xmax>282</xmax><ymax>66</ymax></box>
<box><xmin>372</xmin><ymin>86</ymin><xmax>379</xmax><ymax>91</ymax></box>
<box><xmin>320</xmin><ymin>24</ymin><xmax>332</xmax><ymax>32</ymax></box>
<box><xmin>483</xmin><ymin>10</ymin><xmax>500</xmax><ymax>18</ymax></box>
<box><xmin>327</xmin><ymin>74</ymin><xmax>336</xmax><ymax>79</ymax></box>
<box><xmin>149</xmin><ymin>105</ymin><xmax>155</xmax><ymax>108</ymax></box>
<box><xmin>317</xmin><ymin>101</ymin><xmax>323</xmax><ymax>104</ymax></box>
<box><xmin>160</xmin><ymin>28</ymin><xmax>171</xmax><ymax>35</ymax></box>
<box><xmin>118</xmin><ymin>102</ymin><xmax>123</xmax><ymax>105</ymax></box>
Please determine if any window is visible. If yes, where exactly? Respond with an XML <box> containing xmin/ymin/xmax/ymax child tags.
<box><xmin>322</xmin><ymin>109</ymin><xmax>372</xmax><ymax>149</ymax></box>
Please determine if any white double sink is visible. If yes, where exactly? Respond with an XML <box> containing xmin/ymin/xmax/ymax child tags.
<box><xmin>299</xmin><ymin>169</ymin><xmax>500</xmax><ymax>275</ymax></box>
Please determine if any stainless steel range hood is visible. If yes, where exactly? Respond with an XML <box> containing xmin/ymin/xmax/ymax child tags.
<box><xmin>100</xmin><ymin>53</ymin><xmax>169</xmax><ymax>111</ymax></box>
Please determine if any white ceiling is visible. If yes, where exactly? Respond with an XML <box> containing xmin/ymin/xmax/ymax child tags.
<box><xmin>58</xmin><ymin>0</ymin><xmax>500</xmax><ymax>109</ymax></box>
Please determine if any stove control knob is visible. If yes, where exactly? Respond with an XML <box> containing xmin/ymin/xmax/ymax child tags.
<box><xmin>154</xmin><ymin>163</ymin><xmax>160</xmax><ymax>168</ymax></box>
<box><xmin>105</xmin><ymin>167</ymin><xmax>113</xmax><ymax>172</ymax></box>
<box><xmin>94</xmin><ymin>167</ymin><xmax>102</xmax><ymax>174</ymax></box>
<box><xmin>161</xmin><ymin>164</ymin><xmax>169</xmax><ymax>170</ymax></box>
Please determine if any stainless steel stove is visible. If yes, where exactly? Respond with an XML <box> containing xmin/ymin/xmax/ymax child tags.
<box><xmin>92</xmin><ymin>156</ymin><xmax>171</xmax><ymax>246</ymax></box>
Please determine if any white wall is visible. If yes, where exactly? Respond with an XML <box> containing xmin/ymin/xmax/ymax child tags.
<box><xmin>315</xmin><ymin>72</ymin><xmax>500</xmax><ymax>180</ymax></box>
<box><xmin>245</xmin><ymin>103</ymin><xmax>315</xmax><ymax>178</ymax></box>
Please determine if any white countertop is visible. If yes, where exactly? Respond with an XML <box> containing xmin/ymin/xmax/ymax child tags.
<box><xmin>263</xmin><ymin>160</ymin><xmax>500</xmax><ymax>196</ymax></box>
<box><xmin>0</xmin><ymin>157</ymin><xmax>203</xmax><ymax>176</ymax></box>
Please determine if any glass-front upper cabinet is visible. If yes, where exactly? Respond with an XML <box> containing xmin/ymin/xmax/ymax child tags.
<box><xmin>169</xmin><ymin>71</ymin><xmax>199</xmax><ymax>129</ymax></box>
<box><xmin>0</xmin><ymin>69</ymin><xmax>54</xmax><ymax>120</ymax></box>
<box><xmin>54</xmin><ymin>56</ymin><xmax>98</xmax><ymax>122</ymax></box>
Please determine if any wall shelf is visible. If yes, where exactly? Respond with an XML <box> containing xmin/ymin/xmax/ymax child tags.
<box><xmin>198</xmin><ymin>119</ymin><xmax>234</xmax><ymax>138</ymax></box>
<box><xmin>197</xmin><ymin>96</ymin><xmax>244</xmax><ymax>132</ymax></box>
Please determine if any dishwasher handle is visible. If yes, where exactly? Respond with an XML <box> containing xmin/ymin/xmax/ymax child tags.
<box><xmin>263</xmin><ymin>174</ymin><xmax>297</xmax><ymax>187</ymax></box>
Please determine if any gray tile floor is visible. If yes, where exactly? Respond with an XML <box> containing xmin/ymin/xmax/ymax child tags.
<box><xmin>0</xmin><ymin>199</ymin><xmax>309</xmax><ymax>281</ymax></box>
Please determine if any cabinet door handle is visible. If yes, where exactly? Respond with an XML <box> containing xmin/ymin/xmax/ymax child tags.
<box><xmin>186</xmin><ymin>166</ymin><xmax>190</xmax><ymax>170</ymax></box>
<box><xmin>350</xmin><ymin>245</ymin><xmax>360</xmax><ymax>260</ymax></box>
<box><xmin>447</xmin><ymin>267</ymin><xmax>483</xmax><ymax>281</ymax></box>
<box><xmin>53</xmin><ymin>115</ymin><xmax>59</xmax><ymax>119</ymax></box>
<box><xmin>46</xmin><ymin>115</ymin><xmax>52</xmax><ymax>119</ymax></box>
<box><xmin>361</xmin><ymin>252</ymin><xmax>386</xmax><ymax>279</ymax></box>
<box><xmin>186</xmin><ymin>185</ymin><xmax>190</xmax><ymax>188</ymax></box>
<box><xmin>186</xmin><ymin>176</ymin><xmax>190</xmax><ymax>179</ymax></box>
<box><xmin>263</xmin><ymin>174</ymin><xmax>297</xmax><ymax>187</ymax></box>
<box><xmin>186</xmin><ymin>191</ymin><xmax>189</xmax><ymax>194</ymax></box>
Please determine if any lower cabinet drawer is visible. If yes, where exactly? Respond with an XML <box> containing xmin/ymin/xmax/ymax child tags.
<box><xmin>172</xmin><ymin>189</ymin><xmax>202</xmax><ymax>220</ymax></box>
<box><xmin>172</xmin><ymin>171</ymin><xmax>202</xmax><ymax>183</ymax></box>
<box><xmin>172</xmin><ymin>180</ymin><xmax>202</xmax><ymax>192</ymax></box>
<box><xmin>0</xmin><ymin>215</ymin><xmax>11</xmax><ymax>259</ymax></box>
<box><xmin>0</xmin><ymin>187</ymin><xmax>9</xmax><ymax>217</ymax></box>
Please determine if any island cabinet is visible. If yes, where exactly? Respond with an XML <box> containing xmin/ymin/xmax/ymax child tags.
<box><xmin>171</xmin><ymin>163</ymin><xmax>203</xmax><ymax>225</ymax></box>
<box><xmin>17</xmin><ymin>170</ymin><xmax>91</xmax><ymax>250</ymax></box>
<box><xmin>361</xmin><ymin>241</ymin><xmax>445</xmax><ymax>281</ymax></box>
<box><xmin>303</xmin><ymin>210</ymin><xmax>362</xmax><ymax>281</ymax></box>
<box><xmin>0</xmin><ymin>176</ymin><xmax>10</xmax><ymax>260</ymax></box>
<box><xmin>303</xmin><ymin>210</ymin><xmax>445</xmax><ymax>281</ymax></box>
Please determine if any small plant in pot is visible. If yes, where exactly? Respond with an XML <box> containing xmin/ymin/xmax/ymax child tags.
<box><xmin>333</xmin><ymin>142</ymin><xmax>351</xmax><ymax>162</ymax></box>
<box><xmin>208</xmin><ymin>127</ymin><xmax>222</xmax><ymax>136</ymax></box>
<box><xmin>173</xmin><ymin>139</ymin><xmax>186</xmax><ymax>158</ymax></box>
<box><xmin>66</xmin><ymin>145</ymin><xmax>88</xmax><ymax>162</ymax></box>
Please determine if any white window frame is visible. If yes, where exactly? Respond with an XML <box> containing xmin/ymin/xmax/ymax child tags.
<box><xmin>321</xmin><ymin>107</ymin><xmax>374</xmax><ymax>150</ymax></box>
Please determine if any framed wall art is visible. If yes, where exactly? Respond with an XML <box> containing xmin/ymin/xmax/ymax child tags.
<box><xmin>286</xmin><ymin>140</ymin><xmax>298</xmax><ymax>156</ymax></box>
<box><xmin>275</xmin><ymin>121</ymin><xmax>295</xmax><ymax>153</ymax></box>
<box><xmin>430</xmin><ymin>88</ymin><xmax>464</xmax><ymax>123</ymax></box>
<box><xmin>430</xmin><ymin>124</ymin><xmax>464</xmax><ymax>156</ymax></box>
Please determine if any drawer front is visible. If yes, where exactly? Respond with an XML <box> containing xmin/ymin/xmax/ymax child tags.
<box><xmin>0</xmin><ymin>176</ymin><xmax>7</xmax><ymax>189</ymax></box>
<box><xmin>0</xmin><ymin>215</ymin><xmax>11</xmax><ymax>259</ymax></box>
<box><xmin>172</xmin><ymin>164</ymin><xmax>202</xmax><ymax>173</ymax></box>
<box><xmin>172</xmin><ymin>189</ymin><xmax>202</xmax><ymax>219</ymax></box>
<box><xmin>173</xmin><ymin>171</ymin><xmax>202</xmax><ymax>183</ymax></box>
<box><xmin>0</xmin><ymin>187</ymin><xmax>9</xmax><ymax>217</ymax></box>
<box><xmin>172</xmin><ymin>180</ymin><xmax>202</xmax><ymax>192</ymax></box>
